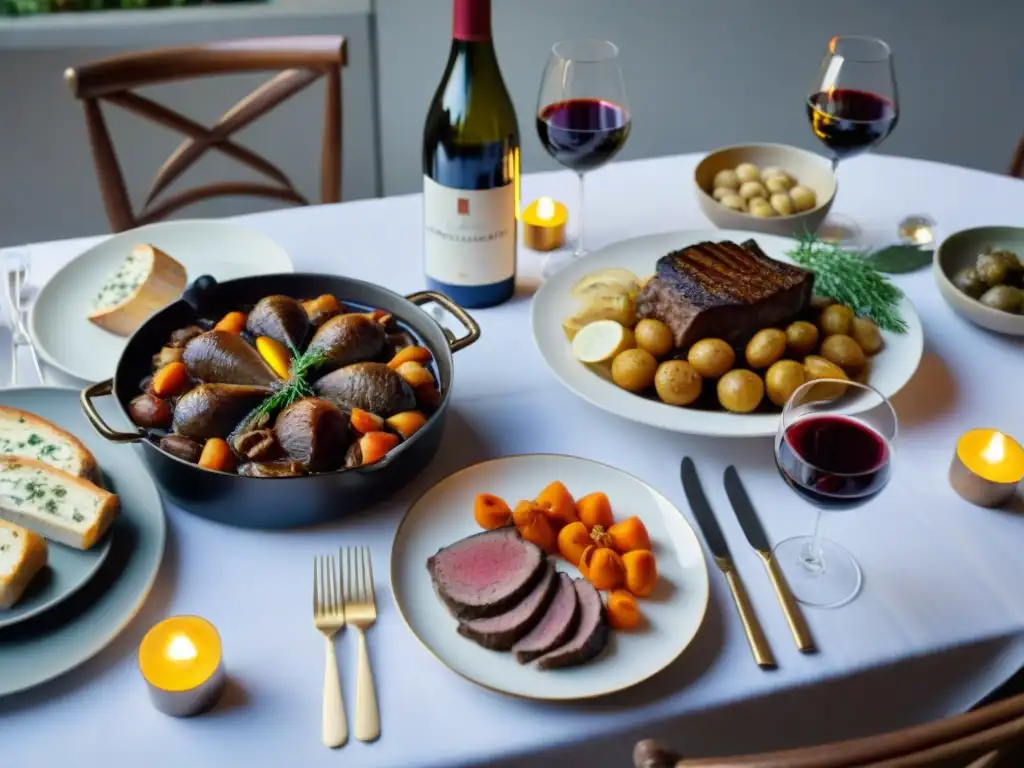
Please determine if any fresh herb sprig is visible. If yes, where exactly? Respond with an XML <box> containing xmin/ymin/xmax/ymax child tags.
<box><xmin>254</xmin><ymin>345</ymin><xmax>328</xmax><ymax>418</ymax></box>
<box><xmin>788</xmin><ymin>232</ymin><xmax>908</xmax><ymax>334</ymax></box>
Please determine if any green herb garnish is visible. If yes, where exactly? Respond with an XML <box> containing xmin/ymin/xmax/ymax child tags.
<box><xmin>253</xmin><ymin>345</ymin><xmax>329</xmax><ymax>419</ymax></box>
<box><xmin>788</xmin><ymin>232</ymin><xmax>908</xmax><ymax>333</ymax></box>
<box><xmin>863</xmin><ymin>244</ymin><xmax>933</xmax><ymax>274</ymax></box>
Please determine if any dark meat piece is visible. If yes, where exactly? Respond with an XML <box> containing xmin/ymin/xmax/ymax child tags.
<box><xmin>635</xmin><ymin>239</ymin><xmax>814</xmax><ymax>349</ymax></box>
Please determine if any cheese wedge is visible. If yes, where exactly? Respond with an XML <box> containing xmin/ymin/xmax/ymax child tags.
<box><xmin>88</xmin><ymin>243</ymin><xmax>187</xmax><ymax>337</ymax></box>
<box><xmin>0</xmin><ymin>519</ymin><xmax>48</xmax><ymax>610</ymax></box>
<box><xmin>0</xmin><ymin>406</ymin><xmax>98</xmax><ymax>481</ymax></box>
<box><xmin>0</xmin><ymin>457</ymin><xmax>118</xmax><ymax>550</ymax></box>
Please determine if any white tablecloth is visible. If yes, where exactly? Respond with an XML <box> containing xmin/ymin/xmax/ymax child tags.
<box><xmin>3</xmin><ymin>153</ymin><xmax>1024</xmax><ymax>768</ymax></box>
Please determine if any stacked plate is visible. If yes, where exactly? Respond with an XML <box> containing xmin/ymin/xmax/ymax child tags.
<box><xmin>0</xmin><ymin>387</ymin><xmax>166</xmax><ymax>697</ymax></box>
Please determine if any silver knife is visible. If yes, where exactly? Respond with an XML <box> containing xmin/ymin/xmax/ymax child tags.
<box><xmin>681</xmin><ymin>457</ymin><xmax>776</xmax><ymax>669</ymax></box>
<box><xmin>724</xmin><ymin>466</ymin><xmax>816</xmax><ymax>654</ymax></box>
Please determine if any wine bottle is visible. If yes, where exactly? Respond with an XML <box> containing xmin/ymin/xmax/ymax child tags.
<box><xmin>422</xmin><ymin>0</ymin><xmax>520</xmax><ymax>309</ymax></box>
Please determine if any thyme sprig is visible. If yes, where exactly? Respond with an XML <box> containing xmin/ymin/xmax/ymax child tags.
<box><xmin>788</xmin><ymin>232</ymin><xmax>908</xmax><ymax>334</ymax></box>
<box><xmin>254</xmin><ymin>345</ymin><xmax>329</xmax><ymax>418</ymax></box>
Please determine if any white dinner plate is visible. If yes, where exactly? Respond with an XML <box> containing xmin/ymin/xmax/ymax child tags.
<box><xmin>391</xmin><ymin>454</ymin><xmax>710</xmax><ymax>701</ymax></box>
<box><xmin>30</xmin><ymin>219</ymin><xmax>293</xmax><ymax>383</ymax></box>
<box><xmin>0</xmin><ymin>387</ymin><xmax>165</xmax><ymax>698</ymax></box>
<box><xmin>531</xmin><ymin>229</ymin><xmax>925</xmax><ymax>438</ymax></box>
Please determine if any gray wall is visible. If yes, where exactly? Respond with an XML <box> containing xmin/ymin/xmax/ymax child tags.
<box><xmin>0</xmin><ymin>9</ymin><xmax>378</xmax><ymax>246</ymax></box>
<box><xmin>376</xmin><ymin>0</ymin><xmax>1023</xmax><ymax>195</ymax></box>
<box><xmin>1</xmin><ymin>0</ymin><xmax>1020</xmax><ymax>245</ymax></box>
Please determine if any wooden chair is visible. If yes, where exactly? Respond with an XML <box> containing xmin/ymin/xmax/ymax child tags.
<box><xmin>1010</xmin><ymin>132</ymin><xmax>1024</xmax><ymax>178</ymax></box>
<box><xmin>64</xmin><ymin>36</ymin><xmax>346</xmax><ymax>233</ymax></box>
<box><xmin>633</xmin><ymin>690</ymin><xmax>1024</xmax><ymax>768</ymax></box>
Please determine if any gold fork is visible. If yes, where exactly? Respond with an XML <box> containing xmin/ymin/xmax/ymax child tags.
<box><xmin>343</xmin><ymin>546</ymin><xmax>380</xmax><ymax>742</ymax></box>
<box><xmin>313</xmin><ymin>555</ymin><xmax>348</xmax><ymax>748</ymax></box>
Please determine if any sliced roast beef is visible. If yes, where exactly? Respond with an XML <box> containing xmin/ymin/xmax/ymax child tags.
<box><xmin>512</xmin><ymin>572</ymin><xmax>579</xmax><ymax>664</ymax></box>
<box><xmin>536</xmin><ymin>579</ymin><xmax>609</xmax><ymax>670</ymax></box>
<box><xmin>427</xmin><ymin>528</ymin><xmax>546</xmax><ymax>620</ymax></box>
<box><xmin>457</xmin><ymin>560</ymin><xmax>558</xmax><ymax>650</ymax></box>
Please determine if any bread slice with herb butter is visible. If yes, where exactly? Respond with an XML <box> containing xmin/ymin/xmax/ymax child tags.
<box><xmin>0</xmin><ymin>456</ymin><xmax>118</xmax><ymax>550</ymax></box>
<box><xmin>0</xmin><ymin>519</ymin><xmax>47</xmax><ymax>610</ymax></box>
<box><xmin>88</xmin><ymin>243</ymin><xmax>188</xmax><ymax>337</ymax></box>
<box><xmin>0</xmin><ymin>406</ymin><xmax>98</xmax><ymax>482</ymax></box>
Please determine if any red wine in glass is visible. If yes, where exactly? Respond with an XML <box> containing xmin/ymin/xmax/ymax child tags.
<box><xmin>807</xmin><ymin>88</ymin><xmax>898</xmax><ymax>162</ymax></box>
<box><xmin>776</xmin><ymin>414</ymin><xmax>891</xmax><ymax>510</ymax></box>
<box><xmin>536</xmin><ymin>98</ymin><xmax>631</xmax><ymax>173</ymax></box>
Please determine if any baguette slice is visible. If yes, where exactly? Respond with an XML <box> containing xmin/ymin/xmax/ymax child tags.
<box><xmin>88</xmin><ymin>243</ymin><xmax>188</xmax><ymax>337</ymax></box>
<box><xmin>0</xmin><ymin>457</ymin><xmax>118</xmax><ymax>550</ymax></box>
<box><xmin>0</xmin><ymin>406</ymin><xmax>98</xmax><ymax>482</ymax></box>
<box><xmin>0</xmin><ymin>519</ymin><xmax>48</xmax><ymax>610</ymax></box>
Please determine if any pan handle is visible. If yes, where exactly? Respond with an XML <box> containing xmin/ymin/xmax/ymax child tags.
<box><xmin>80</xmin><ymin>379</ymin><xmax>145</xmax><ymax>444</ymax></box>
<box><xmin>406</xmin><ymin>291</ymin><xmax>481</xmax><ymax>353</ymax></box>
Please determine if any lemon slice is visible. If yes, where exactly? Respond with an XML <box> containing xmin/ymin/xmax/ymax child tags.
<box><xmin>570</xmin><ymin>268</ymin><xmax>640</xmax><ymax>300</ymax></box>
<box><xmin>571</xmin><ymin>320</ymin><xmax>635</xmax><ymax>364</ymax></box>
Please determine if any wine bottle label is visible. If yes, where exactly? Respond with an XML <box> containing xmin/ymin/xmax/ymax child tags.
<box><xmin>423</xmin><ymin>175</ymin><xmax>515</xmax><ymax>286</ymax></box>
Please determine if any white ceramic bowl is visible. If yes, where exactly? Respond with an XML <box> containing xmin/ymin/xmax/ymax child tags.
<box><xmin>933</xmin><ymin>225</ymin><xmax>1024</xmax><ymax>336</ymax></box>
<box><xmin>694</xmin><ymin>143</ymin><xmax>836</xmax><ymax>237</ymax></box>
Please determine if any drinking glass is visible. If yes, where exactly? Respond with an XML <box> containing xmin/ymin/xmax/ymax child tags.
<box><xmin>536</xmin><ymin>39</ymin><xmax>630</xmax><ymax>277</ymax></box>
<box><xmin>807</xmin><ymin>35</ymin><xmax>899</xmax><ymax>247</ymax></box>
<box><xmin>773</xmin><ymin>379</ymin><xmax>898</xmax><ymax>608</ymax></box>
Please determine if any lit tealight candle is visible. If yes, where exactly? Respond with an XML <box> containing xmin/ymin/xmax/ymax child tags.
<box><xmin>139</xmin><ymin>615</ymin><xmax>226</xmax><ymax>717</ymax></box>
<box><xmin>949</xmin><ymin>429</ymin><xmax>1024</xmax><ymax>508</ymax></box>
<box><xmin>522</xmin><ymin>196</ymin><xmax>568</xmax><ymax>252</ymax></box>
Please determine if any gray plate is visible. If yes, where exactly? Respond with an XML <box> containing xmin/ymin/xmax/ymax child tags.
<box><xmin>0</xmin><ymin>528</ymin><xmax>113</xmax><ymax>629</ymax></box>
<box><xmin>0</xmin><ymin>387</ymin><xmax>165</xmax><ymax>697</ymax></box>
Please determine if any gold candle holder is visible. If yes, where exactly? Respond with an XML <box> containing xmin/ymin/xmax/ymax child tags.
<box><xmin>522</xmin><ymin>196</ymin><xmax>567</xmax><ymax>251</ymax></box>
<box><xmin>139</xmin><ymin>615</ymin><xmax>226</xmax><ymax>717</ymax></box>
<box><xmin>949</xmin><ymin>428</ymin><xmax>1024</xmax><ymax>508</ymax></box>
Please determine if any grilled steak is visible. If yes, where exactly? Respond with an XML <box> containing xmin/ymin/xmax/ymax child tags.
<box><xmin>512</xmin><ymin>572</ymin><xmax>579</xmax><ymax>664</ymax></box>
<box><xmin>457</xmin><ymin>560</ymin><xmax>558</xmax><ymax>650</ymax></box>
<box><xmin>636</xmin><ymin>239</ymin><xmax>814</xmax><ymax>349</ymax></box>
<box><xmin>536</xmin><ymin>578</ymin><xmax>609</xmax><ymax>670</ymax></box>
<box><xmin>427</xmin><ymin>528</ymin><xmax>546</xmax><ymax>620</ymax></box>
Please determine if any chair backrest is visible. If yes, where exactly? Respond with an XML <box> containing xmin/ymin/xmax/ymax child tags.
<box><xmin>1011</xmin><ymin>132</ymin><xmax>1024</xmax><ymax>178</ymax></box>
<box><xmin>634</xmin><ymin>690</ymin><xmax>1024</xmax><ymax>768</ymax></box>
<box><xmin>64</xmin><ymin>36</ymin><xmax>346</xmax><ymax>232</ymax></box>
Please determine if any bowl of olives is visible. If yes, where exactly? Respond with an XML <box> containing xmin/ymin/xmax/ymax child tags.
<box><xmin>934</xmin><ymin>226</ymin><xmax>1024</xmax><ymax>336</ymax></box>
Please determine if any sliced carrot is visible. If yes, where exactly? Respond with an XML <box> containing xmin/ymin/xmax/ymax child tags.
<box><xmin>350</xmin><ymin>408</ymin><xmax>384</xmax><ymax>434</ymax></box>
<box><xmin>198</xmin><ymin>438</ymin><xmax>235</xmax><ymax>472</ymax></box>
<box><xmin>358</xmin><ymin>431</ymin><xmax>399</xmax><ymax>465</ymax></box>
<box><xmin>213</xmin><ymin>311</ymin><xmax>247</xmax><ymax>334</ymax></box>
<box><xmin>395</xmin><ymin>361</ymin><xmax>434</xmax><ymax>388</ymax></box>
<box><xmin>255</xmin><ymin>336</ymin><xmax>291</xmax><ymax>379</ymax></box>
<box><xmin>386</xmin><ymin>410</ymin><xmax>427</xmax><ymax>439</ymax></box>
<box><xmin>151</xmin><ymin>361</ymin><xmax>189</xmax><ymax>397</ymax></box>
<box><xmin>387</xmin><ymin>346</ymin><xmax>433</xmax><ymax>369</ymax></box>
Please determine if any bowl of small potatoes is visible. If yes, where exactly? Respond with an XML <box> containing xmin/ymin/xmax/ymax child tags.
<box><xmin>694</xmin><ymin>143</ymin><xmax>837</xmax><ymax>237</ymax></box>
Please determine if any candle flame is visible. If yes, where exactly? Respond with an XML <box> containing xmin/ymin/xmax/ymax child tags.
<box><xmin>165</xmin><ymin>633</ymin><xmax>198</xmax><ymax>662</ymax></box>
<box><xmin>537</xmin><ymin>196</ymin><xmax>555</xmax><ymax>221</ymax></box>
<box><xmin>981</xmin><ymin>432</ymin><xmax>1007</xmax><ymax>464</ymax></box>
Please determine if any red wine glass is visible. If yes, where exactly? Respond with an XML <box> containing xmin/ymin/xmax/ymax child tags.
<box><xmin>807</xmin><ymin>35</ymin><xmax>899</xmax><ymax>247</ymax></box>
<box><xmin>773</xmin><ymin>379</ymin><xmax>898</xmax><ymax>608</ymax></box>
<box><xmin>537</xmin><ymin>39</ymin><xmax>630</xmax><ymax>278</ymax></box>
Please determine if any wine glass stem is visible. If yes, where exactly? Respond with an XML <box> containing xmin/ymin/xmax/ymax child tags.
<box><xmin>801</xmin><ymin>508</ymin><xmax>826</xmax><ymax>574</ymax></box>
<box><xmin>575</xmin><ymin>171</ymin><xmax>586</xmax><ymax>258</ymax></box>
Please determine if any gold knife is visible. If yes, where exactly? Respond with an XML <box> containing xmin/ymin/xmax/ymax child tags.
<box><xmin>723</xmin><ymin>465</ymin><xmax>816</xmax><ymax>654</ymax></box>
<box><xmin>680</xmin><ymin>457</ymin><xmax>776</xmax><ymax>669</ymax></box>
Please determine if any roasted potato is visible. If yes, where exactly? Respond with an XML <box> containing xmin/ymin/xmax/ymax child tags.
<box><xmin>654</xmin><ymin>360</ymin><xmax>703</xmax><ymax>406</ymax></box>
